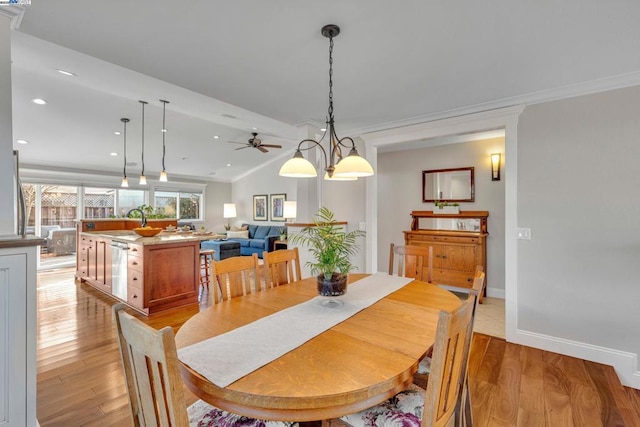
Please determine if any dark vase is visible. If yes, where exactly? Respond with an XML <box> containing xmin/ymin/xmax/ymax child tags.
<box><xmin>317</xmin><ymin>272</ymin><xmax>347</xmax><ymax>296</ymax></box>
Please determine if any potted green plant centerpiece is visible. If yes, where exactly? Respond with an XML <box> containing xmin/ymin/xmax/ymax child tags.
<box><xmin>289</xmin><ymin>207</ymin><xmax>365</xmax><ymax>296</ymax></box>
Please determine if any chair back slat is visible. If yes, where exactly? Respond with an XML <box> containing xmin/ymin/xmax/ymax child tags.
<box><xmin>113</xmin><ymin>303</ymin><xmax>190</xmax><ymax>427</ymax></box>
<box><xmin>389</xmin><ymin>243</ymin><xmax>433</xmax><ymax>283</ymax></box>
<box><xmin>263</xmin><ymin>248</ymin><xmax>302</xmax><ymax>288</ymax></box>
<box><xmin>422</xmin><ymin>297</ymin><xmax>474</xmax><ymax>427</ymax></box>
<box><xmin>211</xmin><ymin>253</ymin><xmax>260</xmax><ymax>303</ymax></box>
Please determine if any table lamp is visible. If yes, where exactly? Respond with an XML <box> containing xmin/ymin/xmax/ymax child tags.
<box><xmin>283</xmin><ymin>201</ymin><xmax>297</xmax><ymax>223</ymax></box>
<box><xmin>223</xmin><ymin>203</ymin><xmax>236</xmax><ymax>230</ymax></box>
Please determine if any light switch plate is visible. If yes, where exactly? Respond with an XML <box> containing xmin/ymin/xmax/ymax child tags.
<box><xmin>517</xmin><ymin>228</ymin><xmax>531</xmax><ymax>240</ymax></box>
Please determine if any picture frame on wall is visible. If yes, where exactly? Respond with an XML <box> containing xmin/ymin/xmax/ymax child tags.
<box><xmin>270</xmin><ymin>194</ymin><xmax>286</xmax><ymax>222</ymax></box>
<box><xmin>253</xmin><ymin>194</ymin><xmax>268</xmax><ymax>221</ymax></box>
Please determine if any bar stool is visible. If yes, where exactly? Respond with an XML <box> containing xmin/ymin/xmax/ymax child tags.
<box><xmin>199</xmin><ymin>249</ymin><xmax>215</xmax><ymax>301</ymax></box>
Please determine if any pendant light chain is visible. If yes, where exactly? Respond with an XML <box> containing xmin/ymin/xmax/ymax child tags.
<box><xmin>327</xmin><ymin>32</ymin><xmax>334</xmax><ymax>118</ymax></box>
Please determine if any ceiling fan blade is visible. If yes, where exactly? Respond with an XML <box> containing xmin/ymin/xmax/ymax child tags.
<box><xmin>260</xmin><ymin>144</ymin><xmax>282</xmax><ymax>148</ymax></box>
<box><xmin>228</xmin><ymin>141</ymin><xmax>248</xmax><ymax>145</ymax></box>
<box><xmin>235</xmin><ymin>146</ymin><xmax>251</xmax><ymax>150</ymax></box>
<box><xmin>257</xmin><ymin>146</ymin><xmax>269</xmax><ymax>153</ymax></box>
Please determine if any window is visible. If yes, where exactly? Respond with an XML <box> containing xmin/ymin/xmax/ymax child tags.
<box><xmin>84</xmin><ymin>187</ymin><xmax>115</xmax><ymax>218</ymax></box>
<box><xmin>154</xmin><ymin>191</ymin><xmax>201</xmax><ymax>220</ymax></box>
<box><xmin>117</xmin><ymin>189</ymin><xmax>145</xmax><ymax>217</ymax></box>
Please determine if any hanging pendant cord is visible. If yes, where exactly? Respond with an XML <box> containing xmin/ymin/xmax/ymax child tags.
<box><xmin>327</xmin><ymin>33</ymin><xmax>334</xmax><ymax>118</ymax></box>
<box><xmin>140</xmin><ymin>101</ymin><xmax>146</xmax><ymax>176</ymax></box>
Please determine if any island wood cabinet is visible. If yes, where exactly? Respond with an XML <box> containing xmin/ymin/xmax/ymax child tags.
<box><xmin>126</xmin><ymin>241</ymin><xmax>200</xmax><ymax>314</ymax></box>
<box><xmin>404</xmin><ymin>210</ymin><xmax>488</xmax><ymax>301</ymax></box>
<box><xmin>77</xmin><ymin>233</ymin><xmax>112</xmax><ymax>294</ymax></box>
<box><xmin>75</xmin><ymin>218</ymin><xmax>199</xmax><ymax>315</ymax></box>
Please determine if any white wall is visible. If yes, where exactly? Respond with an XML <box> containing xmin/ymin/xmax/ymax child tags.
<box><xmin>203</xmin><ymin>180</ymin><xmax>231</xmax><ymax>232</ymax></box>
<box><xmin>377</xmin><ymin>137</ymin><xmax>506</xmax><ymax>295</ymax></box>
<box><xmin>232</xmin><ymin>163</ymin><xmax>298</xmax><ymax>227</ymax></box>
<box><xmin>232</xmin><ymin>156</ymin><xmax>368</xmax><ymax>273</ymax></box>
<box><xmin>0</xmin><ymin>15</ymin><xmax>15</xmax><ymax>235</ymax></box>
<box><xmin>516</xmin><ymin>86</ymin><xmax>640</xmax><ymax>387</ymax></box>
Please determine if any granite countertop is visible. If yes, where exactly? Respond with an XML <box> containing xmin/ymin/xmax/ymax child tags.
<box><xmin>84</xmin><ymin>230</ymin><xmax>222</xmax><ymax>245</ymax></box>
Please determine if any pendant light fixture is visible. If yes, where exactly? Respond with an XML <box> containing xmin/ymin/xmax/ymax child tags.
<box><xmin>159</xmin><ymin>99</ymin><xmax>169</xmax><ymax>182</ymax></box>
<box><xmin>139</xmin><ymin>100</ymin><xmax>148</xmax><ymax>185</ymax></box>
<box><xmin>120</xmin><ymin>118</ymin><xmax>130</xmax><ymax>188</ymax></box>
<box><xmin>279</xmin><ymin>24</ymin><xmax>374</xmax><ymax>180</ymax></box>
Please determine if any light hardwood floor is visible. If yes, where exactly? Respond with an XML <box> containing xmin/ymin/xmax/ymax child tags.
<box><xmin>36</xmin><ymin>268</ymin><xmax>640</xmax><ymax>426</ymax></box>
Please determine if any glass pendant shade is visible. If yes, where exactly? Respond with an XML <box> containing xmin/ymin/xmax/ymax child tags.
<box><xmin>121</xmin><ymin>176</ymin><xmax>129</xmax><ymax>187</ymax></box>
<box><xmin>139</xmin><ymin>175</ymin><xmax>147</xmax><ymax>185</ymax></box>
<box><xmin>333</xmin><ymin>148</ymin><xmax>374</xmax><ymax>178</ymax></box>
<box><xmin>279</xmin><ymin>151</ymin><xmax>317</xmax><ymax>177</ymax></box>
<box><xmin>159</xmin><ymin>170</ymin><xmax>168</xmax><ymax>182</ymax></box>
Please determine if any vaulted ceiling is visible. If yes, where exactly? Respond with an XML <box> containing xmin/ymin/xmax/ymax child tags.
<box><xmin>7</xmin><ymin>1</ymin><xmax>640</xmax><ymax>182</ymax></box>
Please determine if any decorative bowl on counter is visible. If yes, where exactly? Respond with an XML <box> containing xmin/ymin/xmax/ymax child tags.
<box><xmin>133</xmin><ymin>227</ymin><xmax>163</xmax><ymax>237</ymax></box>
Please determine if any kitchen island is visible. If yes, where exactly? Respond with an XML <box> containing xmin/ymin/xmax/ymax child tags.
<box><xmin>75</xmin><ymin>219</ymin><xmax>218</xmax><ymax>314</ymax></box>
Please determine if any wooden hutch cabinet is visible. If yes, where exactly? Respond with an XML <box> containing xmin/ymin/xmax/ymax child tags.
<box><xmin>404</xmin><ymin>210</ymin><xmax>488</xmax><ymax>300</ymax></box>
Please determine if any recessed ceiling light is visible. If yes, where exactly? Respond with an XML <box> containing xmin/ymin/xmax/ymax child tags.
<box><xmin>110</xmin><ymin>152</ymin><xmax>118</xmax><ymax>156</ymax></box>
<box><xmin>252</xmin><ymin>127</ymin><xmax>258</xmax><ymax>130</ymax></box>
<box><xmin>16</xmin><ymin>139</ymin><xmax>28</xmax><ymax>144</ymax></box>
<box><xmin>32</xmin><ymin>98</ymin><xmax>47</xmax><ymax>105</ymax></box>
<box><xmin>213</xmin><ymin>135</ymin><xmax>219</xmax><ymax>139</ymax></box>
<box><xmin>320</xmin><ymin>128</ymin><xmax>327</xmax><ymax>132</ymax></box>
<box><xmin>56</xmin><ymin>69</ymin><xmax>76</xmax><ymax>77</ymax></box>
<box><xmin>227</xmin><ymin>163</ymin><xmax>231</xmax><ymax>167</ymax></box>
<box><xmin>114</xmin><ymin>131</ymin><xmax>121</xmax><ymax>135</ymax></box>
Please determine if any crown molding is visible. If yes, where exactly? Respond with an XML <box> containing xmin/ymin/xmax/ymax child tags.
<box><xmin>346</xmin><ymin>71</ymin><xmax>640</xmax><ymax>138</ymax></box>
<box><xmin>0</xmin><ymin>5</ymin><xmax>26</xmax><ymax>29</ymax></box>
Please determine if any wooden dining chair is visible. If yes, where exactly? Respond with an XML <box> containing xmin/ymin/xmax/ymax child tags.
<box><xmin>263</xmin><ymin>247</ymin><xmax>302</xmax><ymax>288</ymax></box>
<box><xmin>388</xmin><ymin>243</ymin><xmax>434</xmax><ymax>283</ymax></box>
<box><xmin>475</xmin><ymin>264</ymin><xmax>486</xmax><ymax>304</ymax></box>
<box><xmin>112</xmin><ymin>303</ymin><xmax>297</xmax><ymax>427</ymax></box>
<box><xmin>211</xmin><ymin>253</ymin><xmax>260</xmax><ymax>303</ymax></box>
<box><xmin>414</xmin><ymin>268</ymin><xmax>486</xmax><ymax>426</ymax></box>
<box><xmin>328</xmin><ymin>296</ymin><xmax>475</xmax><ymax>427</ymax></box>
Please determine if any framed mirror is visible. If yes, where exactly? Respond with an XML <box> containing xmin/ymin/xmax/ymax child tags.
<box><xmin>422</xmin><ymin>167</ymin><xmax>475</xmax><ymax>202</ymax></box>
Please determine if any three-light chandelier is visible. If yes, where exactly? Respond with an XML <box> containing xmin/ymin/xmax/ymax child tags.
<box><xmin>279</xmin><ymin>25</ymin><xmax>374</xmax><ymax>180</ymax></box>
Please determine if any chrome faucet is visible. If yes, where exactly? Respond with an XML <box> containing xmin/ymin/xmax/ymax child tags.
<box><xmin>126</xmin><ymin>208</ymin><xmax>147</xmax><ymax>227</ymax></box>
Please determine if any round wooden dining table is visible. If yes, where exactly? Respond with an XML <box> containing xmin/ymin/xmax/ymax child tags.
<box><xmin>175</xmin><ymin>273</ymin><xmax>461</xmax><ymax>422</ymax></box>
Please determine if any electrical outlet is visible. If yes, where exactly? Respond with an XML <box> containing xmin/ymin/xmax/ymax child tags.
<box><xmin>517</xmin><ymin>228</ymin><xmax>531</xmax><ymax>240</ymax></box>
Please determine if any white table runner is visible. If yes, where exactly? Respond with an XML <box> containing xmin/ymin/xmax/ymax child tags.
<box><xmin>178</xmin><ymin>273</ymin><xmax>412</xmax><ymax>387</ymax></box>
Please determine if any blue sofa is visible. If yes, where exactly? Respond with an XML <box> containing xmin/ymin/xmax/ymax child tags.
<box><xmin>228</xmin><ymin>224</ymin><xmax>285</xmax><ymax>258</ymax></box>
<box><xmin>200</xmin><ymin>224</ymin><xmax>285</xmax><ymax>258</ymax></box>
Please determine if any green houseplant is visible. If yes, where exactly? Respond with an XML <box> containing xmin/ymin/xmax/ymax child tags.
<box><xmin>289</xmin><ymin>206</ymin><xmax>365</xmax><ymax>296</ymax></box>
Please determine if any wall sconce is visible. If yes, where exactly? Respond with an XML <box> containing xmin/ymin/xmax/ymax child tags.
<box><xmin>491</xmin><ymin>153</ymin><xmax>501</xmax><ymax>181</ymax></box>
<box><xmin>283</xmin><ymin>201</ymin><xmax>297</xmax><ymax>223</ymax></box>
<box><xmin>223</xmin><ymin>203</ymin><xmax>237</xmax><ymax>231</ymax></box>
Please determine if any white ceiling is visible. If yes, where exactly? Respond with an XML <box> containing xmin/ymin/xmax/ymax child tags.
<box><xmin>7</xmin><ymin>1</ymin><xmax>640</xmax><ymax>183</ymax></box>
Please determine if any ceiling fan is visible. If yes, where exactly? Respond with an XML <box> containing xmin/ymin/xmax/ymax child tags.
<box><xmin>228</xmin><ymin>132</ymin><xmax>282</xmax><ymax>153</ymax></box>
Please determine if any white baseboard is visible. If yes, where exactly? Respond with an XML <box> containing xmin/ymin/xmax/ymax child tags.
<box><xmin>486</xmin><ymin>286</ymin><xmax>505</xmax><ymax>299</ymax></box>
<box><xmin>513</xmin><ymin>329</ymin><xmax>640</xmax><ymax>389</ymax></box>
